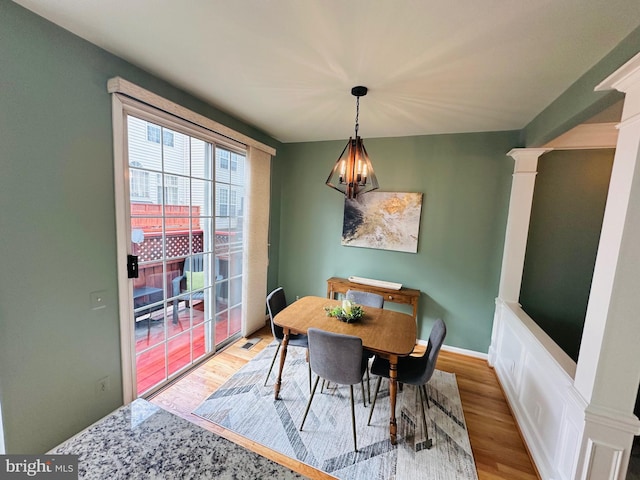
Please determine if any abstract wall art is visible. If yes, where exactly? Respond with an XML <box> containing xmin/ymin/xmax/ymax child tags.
<box><xmin>342</xmin><ymin>192</ymin><xmax>423</xmax><ymax>253</ymax></box>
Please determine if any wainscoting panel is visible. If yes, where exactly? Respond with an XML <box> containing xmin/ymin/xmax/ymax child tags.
<box><xmin>491</xmin><ymin>299</ymin><xmax>586</xmax><ymax>480</ymax></box>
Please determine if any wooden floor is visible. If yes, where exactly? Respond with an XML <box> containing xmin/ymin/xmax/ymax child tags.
<box><xmin>150</xmin><ymin>326</ymin><xmax>540</xmax><ymax>480</ymax></box>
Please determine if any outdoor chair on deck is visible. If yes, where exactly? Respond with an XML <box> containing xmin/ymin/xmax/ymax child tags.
<box><xmin>172</xmin><ymin>254</ymin><xmax>222</xmax><ymax>324</ymax></box>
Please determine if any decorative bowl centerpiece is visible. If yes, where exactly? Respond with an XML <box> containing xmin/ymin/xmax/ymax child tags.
<box><xmin>324</xmin><ymin>299</ymin><xmax>364</xmax><ymax>323</ymax></box>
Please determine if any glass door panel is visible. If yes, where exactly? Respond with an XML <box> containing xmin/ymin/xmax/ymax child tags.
<box><xmin>214</xmin><ymin>148</ymin><xmax>245</xmax><ymax>345</ymax></box>
<box><xmin>127</xmin><ymin>115</ymin><xmax>218</xmax><ymax>396</ymax></box>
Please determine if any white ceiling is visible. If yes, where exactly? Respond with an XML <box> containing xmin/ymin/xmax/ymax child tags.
<box><xmin>13</xmin><ymin>0</ymin><xmax>640</xmax><ymax>143</ymax></box>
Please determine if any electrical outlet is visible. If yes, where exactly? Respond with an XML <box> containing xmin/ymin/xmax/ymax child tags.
<box><xmin>96</xmin><ymin>376</ymin><xmax>110</xmax><ymax>395</ymax></box>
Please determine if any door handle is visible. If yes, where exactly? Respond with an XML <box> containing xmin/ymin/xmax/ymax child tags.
<box><xmin>127</xmin><ymin>254</ymin><xmax>139</xmax><ymax>279</ymax></box>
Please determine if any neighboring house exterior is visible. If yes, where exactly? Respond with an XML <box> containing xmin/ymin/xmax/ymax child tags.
<box><xmin>128</xmin><ymin>115</ymin><xmax>245</xmax><ymax>232</ymax></box>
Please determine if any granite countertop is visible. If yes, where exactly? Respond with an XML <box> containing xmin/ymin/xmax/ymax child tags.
<box><xmin>49</xmin><ymin>399</ymin><xmax>305</xmax><ymax>479</ymax></box>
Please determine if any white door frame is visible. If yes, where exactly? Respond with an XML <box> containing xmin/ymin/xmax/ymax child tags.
<box><xmin>111</xmin><ymin>94</ymin><xmax>247</xmax><ymax>402</ymax></box>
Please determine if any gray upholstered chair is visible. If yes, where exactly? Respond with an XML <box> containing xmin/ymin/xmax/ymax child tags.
<box><xmin>300</xmin><ymin>328</ymin><xmax>369</xmax><ymax>452</ymax></box>
<box><xmin>367</xmin><ymin>318</ymin><xmax>447</xmax><ymax>449</ymax></box>
<box><xmin>346</xmin><ymin>289</ymin><xmax>384</xmax><ymax>401</ymax></box>
<box><xmin>264</xmin><ymin>287</ymin><xmax>311</xmax><ymax>391</ymax></box>
<box><xmin>345</xmin><ymin>289</ymin><xmax>384</xmax><ymax>308</ymax></box>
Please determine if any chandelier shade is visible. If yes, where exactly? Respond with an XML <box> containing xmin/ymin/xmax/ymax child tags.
<box><xmin>326</xmin><ymin>86</ymin><xmax>379</xmax><ymax>199</ymax></box>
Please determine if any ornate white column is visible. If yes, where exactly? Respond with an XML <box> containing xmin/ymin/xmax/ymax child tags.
<box><xmin>488</xmin><ymin>148</ymin><xmax>550</xmax><ymax>365</ymax></box>
<box><xmin>498</xmin><ymin>148</ymin><xmax>551</xmax><ymax>301</ymax></box>
<box><xmin>573</xmin><ymin>52</ymin><xmax>640</xmax><ymax>480</ymax></box>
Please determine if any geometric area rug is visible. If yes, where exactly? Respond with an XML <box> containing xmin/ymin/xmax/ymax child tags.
<box><xmin>194</xmin><ymin>342</ymin><xmax>478</xmax><ymax>480</ymax></box>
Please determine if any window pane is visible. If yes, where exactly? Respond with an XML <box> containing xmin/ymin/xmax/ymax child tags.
<box><xmin>129</xmin><ymin>117</ymin><xmax>162</xmax><ymax>173</ymax></box>
<box><xmin>192</xmin><ymin>178</ymin><xmax>213</xmax><ymax>217</ymax></box>
<box><xmin>163</xmin><ymin>130</ymin><xmax>174</xmax><ymax>147</ymax></box>
<box><xmin>165</xmin><ymin>217</ymin><xmax>190</xmax><ymax>260</ymax></box>
<box><xmin>230</xmin><ymin>153</ymin><xmax>245</xmax><ymax>186</ymax></box>
<box><xmin>197</xmin><ymin>217</ymin><xmax>213</xmax><ymax>254</ymax></box>
<box><xmin>191</xmin><ymin>138</ymin><xmax>212</xmax><ymax>180</ymax></box>
<box><xmin>168</xmin><ymin>331</ymin><xmax>191</xmax><ymax>376</ymax></box>
<box><xmin>161</xmin><ymin>179</ymin><xmax>188</xmax><ymax>216</ymax></box>
<box><xmin>147</xmin><ymin>124</ymin><xmax>161</xmax><ymax>144</ymax></box>
<box><xmin>217</xmin><ymin>186</ymin><xmax>229</xmax><ymax>217</ymax></box>
<box><xmin>163</xmin><ymin>128</ymin><xmax>189</xmax><ymax>176</ymax></box>
<box><xmin>130</xmin><ymin>168</ymin><xmax>150</xmax><ymax>201</ymax></box>
<box><xmin>217</xmin><ymin>149</ymin><xmax>230</xmax><ymax>170</ymax></box>
<box><xmin>229</xmin><ymin>250</ymin><xmax>242</xmax><ymax>277</ymax></box>
<box><xmin>229</xmin><ymin>277</ymin><xmax>242</xmax><ymax>308</ymax></box>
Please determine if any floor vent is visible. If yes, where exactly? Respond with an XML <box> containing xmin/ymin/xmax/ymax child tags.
<box><xmin>240</xmin><ymin>338</ymin><xmax>261</xmax><ymax>350</ymax></box>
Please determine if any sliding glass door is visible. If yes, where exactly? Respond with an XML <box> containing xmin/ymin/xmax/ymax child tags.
<box><xmin>213</xmin><ymin>148</ymin><xmax>245</xmax><ymax>345</ymax></box>
<box><xmin>126</xmin><ymin>115</ymin><xmax>244</xmax><ymax>395</ymax></box>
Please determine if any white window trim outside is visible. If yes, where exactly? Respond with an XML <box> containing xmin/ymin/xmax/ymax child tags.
<box><xmin>110</xmin><ymin>77</ymin><xmax>274</xmax><ymax>403</ymax></box>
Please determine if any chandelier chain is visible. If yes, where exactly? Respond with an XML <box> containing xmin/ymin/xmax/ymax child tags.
<box><xmin>355</xmin><ymin>96</ymin><xmax>360</xmax><ymax>138</ymax></box>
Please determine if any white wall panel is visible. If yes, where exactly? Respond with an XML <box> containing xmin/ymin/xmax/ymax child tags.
<box><xmin>492</xmin><ymin>299</ymin><xmax>584</xmax><ymax>480</ymax></box>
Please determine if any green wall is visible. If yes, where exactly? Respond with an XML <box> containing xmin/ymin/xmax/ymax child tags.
<box><xmin>0</xmin><ymin>0</ymin><xmax>278</xmax><ymax>454</ymax></box>
<box><xmin>517</xmin><ymin>25</ymin><xmax>640</xmax><ymax>362</ymax></box>
<box><xmin>3</xmin><ymin>0</ymin><xmax>639</xmax><ymax>458</ymax></box>
<box><xmin>522</xmin><ymin>25</ymin><xmax>640</xmax><ymax>148</ymax></box>
<box><xmin>520</xmin><ymin>150</ymin><xmax>614</xmax><ymax>361</ymax></box>
<box><xmin>273</xmin><ymin>131</ymin><xmax>519</xmax><ymax>352</ymax></box>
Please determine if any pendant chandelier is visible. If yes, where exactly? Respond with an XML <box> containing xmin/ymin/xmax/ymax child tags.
<box><xmin>326</xmin><ymin>86</ymin><xmax>379</xmax><ymax>199</ymax></box>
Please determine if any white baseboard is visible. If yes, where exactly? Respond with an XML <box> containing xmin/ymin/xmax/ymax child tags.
<box><xmin>415</xmin><ymin>338</ymin><xmax>488</xmax><ymax>360</ymax></box>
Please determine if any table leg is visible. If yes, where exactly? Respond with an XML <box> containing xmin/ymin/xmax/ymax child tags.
<box><xmin>388</xmin><ymin>355</ymin><xmax>398</xmax><ymax>445</ymax></box>
<box><xmin>274</xmin><ymin>329</ymin><xmax>290</xmax><ymax>400</ymax></box>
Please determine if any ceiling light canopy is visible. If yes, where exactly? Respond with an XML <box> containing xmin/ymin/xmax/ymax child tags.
<box><xmin>326</xmin><ymin>86</ymin><xmax>379</xmax><ymax>199</ymax></box>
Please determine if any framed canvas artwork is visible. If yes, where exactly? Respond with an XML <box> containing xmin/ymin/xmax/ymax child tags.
<box><xmin>342</xmin><ymin>192</ymin><xmax>423</xmax><ymax>253</ymax></box>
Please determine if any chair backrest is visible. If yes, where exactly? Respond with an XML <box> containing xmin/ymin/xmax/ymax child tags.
<box><xmin>420</xmin><ymin>319</ymin><xmax>447</xmax><ymax>384</ymax></box>
<box><xmin>307</xmin><ymin>328</ymin><xmax>365</xmax><ymax>386</ymax></box>
<box><xmin>345</xmin><ymin>289</ymin><xmax>384</xmax><ymax>308</ymax></box>
<box><xmin>266</xmin><ymin>287</ymin><xmax>287</xmax><ymax>340</ymax></box>
<box><xmin>184</xmin><ymin>254</ymin><xmax>204</xmax><ymax>273</ymax></box>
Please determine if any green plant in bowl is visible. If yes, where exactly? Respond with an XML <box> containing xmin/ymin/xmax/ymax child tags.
<box><xmin>324</xmin><ymin>299</ymin><xmax>364</xmax><ymax>323</ymax></box>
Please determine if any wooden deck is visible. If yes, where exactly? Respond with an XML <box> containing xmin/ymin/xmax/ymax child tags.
<box><xmin>136</xmin><ymin>305</ymin><xmax>241</xmax><ymax>394</ymax></box>
<box><xmin>150</xmin><ymin>326</ymin><xmax>540</xmax><ymax>480</ymax></box>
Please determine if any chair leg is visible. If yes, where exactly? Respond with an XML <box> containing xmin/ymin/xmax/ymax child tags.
<box><xmin>360</xmin><ymin>380</ymin><xmax>367</xmax><ymax>407</ymax></box>
<box><xmin>308</xmin><ymin>362</ymin><xmax>312</xmax><ymax>393</ymax></box>
<box><xmin>263</xmin><ymin>343</ymin><xmax>281</xmax><ymax>386</ymax></box>
<box><xmin>300</xmin><ymin>375</ymin><xmax>321</xmax><ymax>431</ymax></box>
<box><xmin>366</xmin><ymin>367</ymin><xmax>371</xmax><ymax>404</ymax></box>
<box><xmin>367</xmin><ymin>376</ymin><xmax>383</xmax><ymax>426</ymax></box>
<box><xmin>418</xmin><ymin>384</ymin><xmax>433</xmax><ymax>449</ymax></box>
<box><xmin>172</xmin><ymin>299</ymin><xmax>179</xmax><ymax>324</ymax></box>
<box><xmin>422</xmin><ymin>384</ymin><xmax>430</xmax><ymax>409</ymax></box>
<box><xmin>175</xmin><ymin>314</ymin><xmax>184</xmax><ymax>332</ymax></box>
<box><xmin>350</xmin><ymin>385</ymin><xmax>358</xmax><ymax>452</ymax></box>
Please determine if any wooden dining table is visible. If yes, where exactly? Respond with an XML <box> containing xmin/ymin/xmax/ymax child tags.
<box><xmin>273</xmin><ymin>295</ymin><xmax>417</xmax><ymax>445</ymax></box>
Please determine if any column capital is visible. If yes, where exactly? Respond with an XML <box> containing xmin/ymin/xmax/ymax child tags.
<box><xmin>507</xmin><ymin>148</ymin><xmax>552</xmax><ymax>173</ymax></box>
<box><xmin>595</xmin><ymin>51</ymin><xmax>640</xmax><ymax>94</ymax></box>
